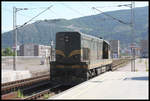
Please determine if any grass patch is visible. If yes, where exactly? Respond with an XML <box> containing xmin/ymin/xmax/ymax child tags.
<box><xmin>17</xmin><ymin>89</ymin><xmax>24</xmax><ymax>98</ymax></box>
<box><xmin>43</xmin><ymin>94</ymin><xmax>50</xmax><ymax>99</ymax></box>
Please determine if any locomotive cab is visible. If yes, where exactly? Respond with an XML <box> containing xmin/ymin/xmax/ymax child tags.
<box><xmin>50</xmin><ymin>32</ymin><xmax>87</xmax><ymax>85</ymax></box>
<box><xmin>55</xmin><ymin>32</ymin><xmax>81</xmax><ymax>64</ymax></box>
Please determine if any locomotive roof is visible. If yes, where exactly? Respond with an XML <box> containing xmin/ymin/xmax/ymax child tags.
<box><xmin>57</xmin><ymin>31</ymin><xmax>104</xmax><ymax>41</ymax></box>
<box><xmin>104</xmin><ymin>40</ymin><xmax>110</xmax><ymax>45</ymax></box>
<box><xmin>80</xmin><ymin>32</ymin><xmax>111</xmax><ymax>46</ymax></box>
<box><xmin>79</xmin><ymin>32</ymin><xmax>103</xmax><ymax>41</ymax></box>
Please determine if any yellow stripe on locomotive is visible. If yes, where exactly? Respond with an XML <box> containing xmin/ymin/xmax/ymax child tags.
<box><xmin>56</xmin><ymin>49</ymin><xmax>81</xmax><ymax>57</ymax></box>
<box><xmin>68</xmin><ymin>50</ymin><xmax>81</xmax><ymax>57</ymax></box>
<box><xmin>56</xmin><ymin>50</ymin><xmax>66</xmax><ymax>57</ymax></box>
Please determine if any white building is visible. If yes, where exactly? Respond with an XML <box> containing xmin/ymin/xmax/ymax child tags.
<box><xmin>19</xmin><ymin>44</ymin><xmax>51</xmax><ymax>57</ymax></box>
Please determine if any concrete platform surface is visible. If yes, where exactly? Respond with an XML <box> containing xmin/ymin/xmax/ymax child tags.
<box><xmin>50</xmin><ymin>71</ymin><xmax>149</xmax><ymax>99</ymax></box>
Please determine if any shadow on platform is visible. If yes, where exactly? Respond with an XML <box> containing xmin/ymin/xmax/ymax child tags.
<box><xmin>124</xmin><ymin>76</ymin><xmax>148</xmax><ymax>81</ymax></box>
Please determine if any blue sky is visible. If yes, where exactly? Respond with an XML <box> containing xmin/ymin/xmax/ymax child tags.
<box><xmin>2</xmin><ymin>1</ymin><xmax>148</xmax><ymax>33</ymax></box>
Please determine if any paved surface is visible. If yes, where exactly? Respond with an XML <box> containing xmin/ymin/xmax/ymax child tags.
<box><xmin>50</xmin><ymin>58</ymin><xmax>149</xmax><ymax>99</ymax></box>
<box><xmin>50</xmin><ymin>72</ymin><xmax>148</xmax><ymax>99</ymax></box>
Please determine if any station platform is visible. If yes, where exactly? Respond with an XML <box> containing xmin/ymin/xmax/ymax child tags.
<box><xmin>49</xmin><ymin>71</ymin><xmax>149</xmax><ymax>99</ymax></box>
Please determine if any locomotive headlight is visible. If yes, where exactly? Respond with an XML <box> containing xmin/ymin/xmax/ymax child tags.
<box><xmin>64</xmin><ymin>36</ymin><xmax>69</xmax><ymax>42</ymax></box>
<box><xmin>73</xmin><ymin>55</ymin><xmax>78</xmax><ymax>59</ymax></box>
<box><xmin>65</xmin><ymin>39</ymin><xmax>69</xmax><ymax>42</ymax></box>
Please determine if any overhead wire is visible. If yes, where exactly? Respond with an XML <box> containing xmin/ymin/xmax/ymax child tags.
<box><xmin>60</xmin><ymin>3</ymin><xmax>90</xmax><ymax>32</ymax></box>
<box><xmin>60</xmin><ymin>3</ymin><xmax>85</xmax><ymax>17</ymax></box>
<box><xmin>3</xmin><ymin>5</ymin><xmax>54</xmax><ymax>46</ymax></box>
<box><xmin>2</xmin><ymin>7</ymin><xmax>32</xmax><ymax>19</ymax></box>
<box><xmin>49</xmin><ymin>9</ymin><xmax>61</xmax><ymax>18</ymax></box>
<box><xmin>2</xmin><ymin>7</ymin><xmax>45</xmax><ymax>26</ymax></box>
<box><xmin>92</xmin><ymin>7</ymin><xmax>131</xmax><ymax>25</ymax></box>
<box><xmin>19</xmin><ymin>5</ymin><xmax>53</xmax><ymax>28</ymax></box>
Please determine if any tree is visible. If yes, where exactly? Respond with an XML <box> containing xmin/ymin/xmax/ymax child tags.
<box><xmin>2</xmin><ymin>47</ymin><xmax>15</xmax><ymax>56</ymax></box>
<box><xmin>1</xmin><ymin>49</ymin><xmax>5</xmax><ymax>56</ymax></box>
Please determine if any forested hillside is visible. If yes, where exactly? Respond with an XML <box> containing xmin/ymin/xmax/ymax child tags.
<box><xmin>2</xmin><ymin>6</ymin><xmax>148</xmax><ymax>48</ymax></box>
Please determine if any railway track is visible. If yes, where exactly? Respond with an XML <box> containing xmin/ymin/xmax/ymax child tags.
<box><xmin>2</xmin><ymin>84</ymin><xmax>73</xmax><ymax>100</ymax></box>
<box><xmin>2</xmin><ymin>73</ymin><xmax>49</xmax><ymax>87</ymax></box>
<box><xmin>22</xmin><ymin>85</ymin><xmax>73</xmax><ymax>100</ymax></box>
<box><xmin>2</xmin><ymin>58</ymin><xmax>130</xmax><ymax>100</ymax></box>
<box><xmin>20</xmin><ymin>59</ymin><xmax>130</xmax><ymax>100</ymax></box>
<box><xmin>112</xmin><ymin>58</ymin><xmax>131</xmax><ymax>71</ymax></box>
<box><xmin>1</xmin><ymin>74</ymin><xmax>50</xmax><ymax>95</ymax></box>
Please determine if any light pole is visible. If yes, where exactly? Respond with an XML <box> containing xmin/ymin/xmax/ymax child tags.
<box><xmin>13</xmin><ymin>7</ymin><xmax>28</xmax><ymax>70</ymax></box>
<box><xmin>13</xmin><ymin>5</ymin><xmax>53</xmax><ymax>70</ymax></box>
<box><xmin>51</xmin><ymin>40</ymin><xmax>54</xmax><ymax>61</ymax></box>
<box><xmin>117</xmin><ymin>2</ymin><xmax>135</xmax><ymax>72</ymax></box>
<box><xmin>92</xmin><ymin>2</ymin><xmax>135</xmax><ymax>71</ymax></box>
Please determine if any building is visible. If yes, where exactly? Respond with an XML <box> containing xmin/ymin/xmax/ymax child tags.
<box><xmin>129</xmin><ymin>43</ymin><xmax>141</xmax><ymax>58</ymax></box>
<box><xmin>19</xmin><ymin>44</ymin><xmax>51</xmax><ymax>57</ymax></box>
<box><xmin>34</xmin><ymin>45</ymin><xmax>51</xmax><ymax>57</ymax></box>
<box><xmin>20</xmin><ymin>44</ymin><xmax>35</xmax><ymax>56</ymax></box>
<box><xmin>140</xmin><ymin>40</ymin><xmax>148</xmax><ymax>58</ymax></box>
<box><xmin>109</xmin><ymin>40</ymin><xmax>120</xmax><ymax>58</ymax></box>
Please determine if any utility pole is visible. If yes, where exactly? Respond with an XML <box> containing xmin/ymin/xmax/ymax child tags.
<box><xmin>117</xmin><ymin>2</ymin><xmax>136</xmax><ymax>72</ymax></box>
<box><xmin>13</xmin><ymin>7</ymin><xmax>28</xmax><ymax>70</ymax></box>
<box><xmin>130</xmin><ymin>2</ymin><xmax>135</xmax><ymax>72</ymax></box>
<box><xmin>92</xmin><ymin>2</ymin><xmax>135</xmax><ymax>71</ymax></box>
<box><xmin>13</xmin><ymin>7</ymin><xmax>17</xmax><ymax>70</ymax></box>
<box><xmin>12</xmin><ymin>5</ymin><xmax>53</xmax><ymax>70</ymax></box>
<box><xmin>117</xmin><ymin>2</ymin><xmax>135</xmax><ymax>72</ymax></box>
<box><xmin>50</xmin><ymin>22</ymin><xmax>53</xmax><ymax>61</ymax></box>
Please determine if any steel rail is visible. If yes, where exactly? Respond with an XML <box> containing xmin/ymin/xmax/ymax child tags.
<box><xmin>2</xmin><ymin>75</ymin><xmax>50</xmax><ymax>94</ymax></box>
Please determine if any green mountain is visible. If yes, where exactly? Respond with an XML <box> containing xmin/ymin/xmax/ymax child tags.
<box><xmin>2</xmin><ymin>6</ymin><xmax>148</xmax><ymax>49</ymax></box>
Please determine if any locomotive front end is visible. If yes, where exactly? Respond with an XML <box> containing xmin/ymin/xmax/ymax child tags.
<box><xmin>56</xmin><ymin>32</ymin><xmax>81</xmax><ymax>64</ymax></box>
<box><xmin>50</xmin><ymin>32</ymin><xmax>88</xmax><ymax>85</ymax></box>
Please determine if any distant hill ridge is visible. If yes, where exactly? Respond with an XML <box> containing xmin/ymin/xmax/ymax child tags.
<box><xmin>2</xmin><ymin>6</ymin><xmax>148</xmax><ymax>48</ymax></box>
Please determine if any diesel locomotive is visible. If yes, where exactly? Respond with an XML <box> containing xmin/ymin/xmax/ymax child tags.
<box><xmin>50</xmin><ymin>31</ymin><xmax>112</xmax><ymax>85</ymax></box>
